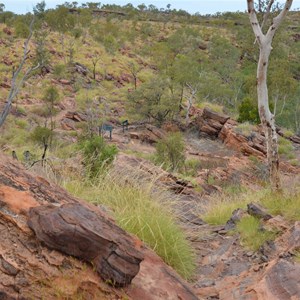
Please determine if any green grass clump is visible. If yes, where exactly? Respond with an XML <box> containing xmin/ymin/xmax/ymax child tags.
<box><xmin>202</xmin><ymin>194</ymin><xmax>249</xmax><ymax>225</ymax></box>
<box><xmin>260</xmin><ymin>192</ymin><xmax>300</xmax><ymax>222</ymax></box>
<box><xmin>196</xmin><ymin>102</ymin><xmax>224</xmax><ymax>114</ymax></box>
<box><xmin>278</xmin><ymin>136</ymin><xmax>295</xmax><ymax>158</ymax></box>
<box><xmin>236</xmin><ymin>216</ymin><xmax>277</xmax><ymax>251</ymax></box>
<box><xmin>63</xmin><ymin>172</ymin><xmax>196</xmax><ymax>280</ymax></box>
<box><xmin>234</xmin><ymin>122</ymin><xmax>256</xmax><ymax>137</ymax></box>
<box><xmin>281</xmin><ymin>128</ymin><xmax>294</xmax><ymax>138</ymax></box>
<box><xmin>184</xmin><ymin>158</ymin><xmax>202</xmax><ymax>177</ymax></box>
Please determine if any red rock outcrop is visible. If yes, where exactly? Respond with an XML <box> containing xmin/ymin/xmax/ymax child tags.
<box><xmin>28</xmin><ymin>203</ymin><xmax>144</xmax><ymax>287</ymax></box>
<box><xmin>196</xmin><ymin>108</ymin><xmax>230</xmax><ymax>138</ymax></box>
<box><xmin>219</xmin><ymin>122</ymin><xmax>266</xmax><ymax>157</ymax></box>
<box><xmin>129</xmin><ymin>124</ymin><xmax>166</xmax><ymax>144</ymax></box>
<box><xmin>0</xmin><ymin>154</ymin><xmax>199</xmax><ymax>299</ymax></box>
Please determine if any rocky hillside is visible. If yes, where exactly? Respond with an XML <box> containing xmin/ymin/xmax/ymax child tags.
<box><xmin>1</xmin><ymin>3</ymin><xmax>300</xmax><ymax>299</ymax></box>
<box><xmin>0</xmin><ymin>154</ymin><xmax>199</xmax><ymax>299</ymax></box>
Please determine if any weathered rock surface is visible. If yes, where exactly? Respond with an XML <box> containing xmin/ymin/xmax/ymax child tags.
<box><xmin>219</xmin><ymin>123</ymin><xmax>266</xmax><ymax>157</ymax></box>
<box><xmin>65</xmin><ymin>111</ymin><xmax>87</xmax><ymax>122</ymax></box>
<box><xmin>129</xmin><ymin>124</ymin><xmax>166</xmax><ymax>144</ymax></box>
<box><xmin>193</xmin><ymin>107</ymin><xmax>268</xmax><ymax>159</ymax></box>
<box><xmin>255</xmin><ymin>259</ymin><xmax>300</xmax><ymax>299</ymax></box>
<box><xmin>0</xmin><ymin>154</ymin><xmax>199</xmax><ymax>299</ymax></box>
<box><xmin>196</xmin><ymin>108</ymin><xmax>230</xmax><ymax>138</ymax></box>
<box><xmin>225</xmin><ymin>208</ymin><xmax>247</xmax><ymax>230</ymax></box>
<box><xmin>247</xmin><ymin>202</ymin><xmax>273</xmax><ymax>220</ymax></box>
<box><xmin>28</xmin><ymin>203</ymin><xmax>144</xmax><ymax>287</ymax></box>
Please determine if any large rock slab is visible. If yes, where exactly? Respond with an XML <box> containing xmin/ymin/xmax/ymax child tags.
<box><xmin>28</xmin><ymin>203</ymin><xmax>144</xmax><ymax>287</ymax></box>
<box><xmin>255</xmin><ymin>259</ymin><xmax>300</xmax><ymax>299</ymax></box>
<box><xmin>202</xmin><ymin>108</ymin><xmax>230</xmax><ymax>125</ymax></box>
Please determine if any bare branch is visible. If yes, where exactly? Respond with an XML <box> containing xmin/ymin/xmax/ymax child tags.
<box><xmin>266</xmin><ymin>0</ymin><xmax>293</xmax><ymax>39</ymax></box>
<box><xmin>261</xmin><ymin>0</ymin><xmax>275</xmax><ymax>31</ymax></box>
<box><xmin>0</xmin><ymin>18</ymin><xmax>39</xmax><ymax>128</ymax></box>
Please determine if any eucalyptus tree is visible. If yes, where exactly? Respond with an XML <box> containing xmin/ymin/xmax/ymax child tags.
<box><xmin>0</xmin><ymin>19</ymin><xmax>39</xmax><ymax>128</ymax></box>
<box><xmin>247</xmin><ymin>0</ymin><xmax>293</xmax><ymax>190</ymax></box>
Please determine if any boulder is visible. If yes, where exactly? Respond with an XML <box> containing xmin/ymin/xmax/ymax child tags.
<box><xmin>65</xmin><ymin>111</ymin><xmax>87</xmax><ymax>122</ymax></box>
<box><xmin>59</xmin><ymin>79</ymin><xmax>72</xmax><ymax>85</ymax></box>
<box><xmin>290</xmin><ymin>135</ymin><xmax>300</xmax><ymax>144</ymax></box>
<box><xmin>225</xmin><ymin>208</ymin><xmax>247</xmax><ymax>230</ymax></box>
<box><xmin>74</xmin><ymin>62</ymin><xmax>88</xmax><ymax>76</ymax></box>
<box><xmin>202</xmin><ymin>108</ymin><xmax>230</xmax><ymax>125</ymax></box>
<box><xmin>196</xmin><ymin>108</ymin><xmax>230</xmax><ymax>139</ymax></box>
<box><xmin>61</xmin><ymin>118</ymin><xmax>76</xmax><ymax>130</ymax></box>
<box><xmin>247</xmin><ymin>202</ymin><xmax>273</xmax><ymax>220</ymax></box>
<box><xmin>139</xmin><ymin>124</ymin><xmax>166</xmax><ymax>144</ymax></box>
<box><xmin>28</xmin><ymin>203</ymin><xmax>144</xmax><ymax>287</ymax></box>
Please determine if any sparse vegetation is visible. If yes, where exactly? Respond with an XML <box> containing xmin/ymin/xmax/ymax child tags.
<box><xmin>278</xmin><ymin>136</ymin><xmax>295</xmax><ymax>159</ymax></box>
<box><xmin>63</xmin><ymin>171</ymin><xmax>196</xmax><ymax>280</ymax></box>
<box><xmin>202</xmin><ymin>193</ymin><xmax>249</xmax><ymax>225</ymax></box>
<box><xmin>236</xmin><ymin>215</ymin><xmax>277</xmax><ymax>251</ymax></box>
<box><xmin>1</xmin><ymin>2</ymin><xmax>300</xmax><ymax>294</ymax></box>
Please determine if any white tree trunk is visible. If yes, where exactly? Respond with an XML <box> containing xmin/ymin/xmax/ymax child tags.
<box><xmin>247</xmin><ymin>0</ymin><xmax>293</xmax><ymax>190</ymax></box>
<box><xmin>0</xmin><ymin>19</ymin><xmax>39</xmax><ymax>128</ymax></box>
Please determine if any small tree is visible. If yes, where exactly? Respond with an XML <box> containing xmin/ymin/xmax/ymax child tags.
<box><xmin>43</xmin><ymin>86</ymin><xmax>60</xmax><ymax>132</ymax></box>
<box><xmin>30</xmin><ymin>126</ymin><xmax>54</xmax><ymax>163</ymax></box>
<box><xmin>126</xmin><ymin>61</ymin><xmax>142</xmax><ymax>90</ymax></box>
<box><xmin>91</xmin><ymin>51</ymin><xmax>101</xmax><ymax>80</ymax></box>
<box><xmin>247</xmin><ymin>0</ymin><xmax>293</xmax><ymax>190</ymax></box>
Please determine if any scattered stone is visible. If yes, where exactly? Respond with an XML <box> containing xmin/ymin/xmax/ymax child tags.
<box><xmin>225</xmin><ymin>208</ymin><xmax>247</xmax><ymax>230</ymax></box>
<box><xmin>246</xmin><ymin>251</ymin><xmax>254</xmax><ymax>257</ymax></box>
<box><xmin>74</xmin><ymin>62</ymin><xmax>88</xmax><ymax>76</ymax></box>
<box><xmin>247</xmin><ymin>202</ymin><xmax>273</xmax><ymax>220</ymax></box>
<box><xmin>59</xmin><ymin>79</ymin><xmax>72</xmax><ymax>85</ymax></box>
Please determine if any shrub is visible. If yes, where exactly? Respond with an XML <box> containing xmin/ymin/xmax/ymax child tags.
<box><xmin>238</xmin><ymin>97</ymin><xmax>260</xmax><ymax>124</ymax></box>
<box><xmin>155</xmin><ymin>132</ymin><xmax>185</xmax><ymax>171</ymax></box>
<box><xmin>202</xmin><ymin>193</ymin><xmax>249</xmax><ymax>225</ymax></box>
<box><xmin>14</xmin><ymin>20</ymin><xmax>30</xmax><ymax>38</ymax></box>
<box><xmin>79</xmin><ymin>136</ymin><xmax>118</xmax><ymax>178</ymax></box>
<box><xmin>260</xmin><ymin>191</ymin><xmax>300</xmax><ymax>222</ymax></box>
<box><xmin>196</xmin><ymin>102</ymin><xmax>224</xmax><ymax>114</ymax></box>
<box><xmin>53</xmin><ymin>64</ymin><xmax>67</xmax><ymax>79</ymax></box>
